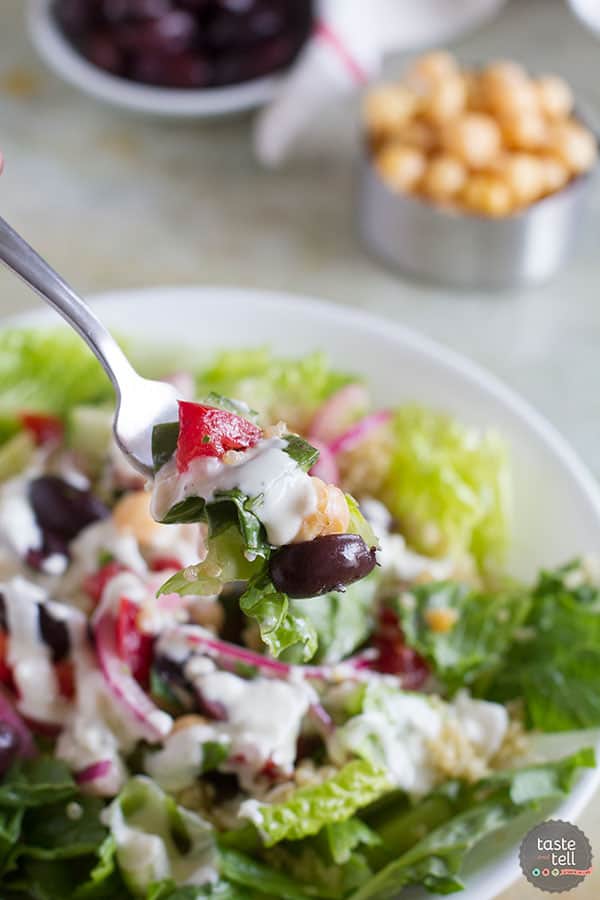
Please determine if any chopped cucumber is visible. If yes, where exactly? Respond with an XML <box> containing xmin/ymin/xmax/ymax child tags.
<box><xmin>68</xmin><ymin>405</ymin><xmax>113</xmax><ymax>467</ymax></box>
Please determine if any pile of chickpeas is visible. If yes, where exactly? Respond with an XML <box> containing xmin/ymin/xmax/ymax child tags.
<box><xmin>363</xmin><ymin>51</ymin><xmax>597</xmax><ymax>217</ymax></box>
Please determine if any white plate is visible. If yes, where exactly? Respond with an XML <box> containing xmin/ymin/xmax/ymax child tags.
<box><xmin>27</xmin><ymin>0</ymin><xmax>281</xmax><ymax>117</ymax></box>
<box><xmin>7</xmin><ymin>285</ymin><xmax>600</xmax><ymax>899</ymax></box>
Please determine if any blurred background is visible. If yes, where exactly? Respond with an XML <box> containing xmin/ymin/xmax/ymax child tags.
<box><xmin>0</xmin><ymin>3</ymin><xmax>600</xmax><ymax>894</ymax></box>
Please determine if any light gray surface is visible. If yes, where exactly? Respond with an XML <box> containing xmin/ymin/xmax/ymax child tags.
<box><xmin>0</xmin><ymin>0</ymin><xmax>599</xmax><ymax>896</ymax></box>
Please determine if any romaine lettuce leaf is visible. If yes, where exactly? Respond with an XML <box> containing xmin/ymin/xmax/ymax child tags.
<box><xmin>487</xmin><ymin>563</ymin><xmax>600</xmax><ymax>730</ymax></box>
<box><xmin>0</xmin><ymin>328</ymin><xmax>114</xmax><ymax>435</ymax></box>
<box><xmin>147</xmin><ymin>878</ymin><xmax>252</xmax><ymax>899</ymax></box>
<box><xmin>381</xmin><ymin>406</ymin><xmax>511</xmax><ymax>570</ymax></box>
<box><xmin>0</xmin><ymin>758</ymin><xmax>77</xmax><ymax>809</ymax></box>
<box><xmin>239</xmin><ymin>572</ymin><xmax>317</xmax><ymax>661</ymax></box>
<box><xmin>288</xmin><ymin>570</ymin><xmax>379</xmax><ymax>664</ymax></box>
<box><xmin>353</xmin><ymin>747</ymin><xmax>595</xmax><ymax>900</ymax></box>
<box><xmin>158</xmin><ymin>528</ymin><xmax>263</xmax><ymax>598</ymax></box>
<box><xmin>218</xmin><ymin>847</ymin><xmax>324</xmax><ymax>900</ymax></box>
<box><xmin>396</xmin><ymin>580</ymin><xmax>529</xmax><ymax>694</ymax></box>
<box><xmin>238</xmin><ymin>760</ymin><xmax>390</xmax><ymax>847</ymax></box>
<box><xmin>195</xmin><ymin>349</ymin><xmax>351</xmax><ymax>431</ymax></box>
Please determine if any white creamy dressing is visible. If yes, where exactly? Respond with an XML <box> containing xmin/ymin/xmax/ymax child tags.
<box><xmin>156</xmin><ymin>630</ymin><xmax>314</xmax><ymax>787</ymax></box>
<box><xmin>102</xmin><ymin>777</ymin><xmax>218</xmax><ymax>891</ymax></box>
<box><xmin>3</xmin><ymin>576</ymin><xmax>69</xmax><ymax>724</ymax></box>
<box><xmin>69</xmin><ymin>519</ymin><xmax>147</xmax><ymax>579</ymax></box>
<box><xmin>144</xmin><ymin>724</ymin><xmax>228</xmax><ymax>792</ymax></box>
<box><xmin>0</xmin><ymin>477</ymin><xmax>42</xmax><ymax>558</ymax></box>
<box><xmin>56</xmin><ymin>648</ymin><xmax>141</xmax><ymax>796</ymax></box>
<box><xmin>328</xmin><ymin>688</ymin><xmax>508</xmax><ymax>796</ymax></box>
<box><xmin>151</xmin><ymin>438</ymin><xmax>317</xmax><ymax>547</ymax></box>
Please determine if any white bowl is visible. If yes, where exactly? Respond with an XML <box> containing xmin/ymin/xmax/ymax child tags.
<box><xmin>568</xmin><ymin>0</ymin><xmax>600</xmax><ymax>36</ymax></box>
<box><xmin>7</xmin><ymin>285</ymin><xmax>600</xmax><ymax>899</ymax></box>
<box><xmin>27</xmin><ymin>0</ymin><xmax>283</xmax><ymax>117</ymax></box>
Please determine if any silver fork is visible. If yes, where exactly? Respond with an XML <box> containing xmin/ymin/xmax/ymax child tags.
<box><xmin>0</xmin><ymin>216</ymin><xmax>179</xmax><ymax>476</ymax></box>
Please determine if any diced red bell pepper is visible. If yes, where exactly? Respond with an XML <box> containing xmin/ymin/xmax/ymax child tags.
<box><xmin>151</xmin><ymin>556</ymin><xmax>183</xmax><ymax>573</ymax></box>
<box><xmin>176</xmin><ymin>401</ymin><xmax>262</xmax><ymax>472</ymax></box>
<box><xmin>84</xmin><ymin>561</ymin><xmax>128</xmax><ymax>605</ymax></box>
<box><xmin>55</xmin><ymin>660</ymin><xmax>75</xmax><ymax>699</ymax></box>
<box><xmin>116</xmin><ymin>598</ymin><xmax>154</xmax><ymax>689</ymax></box>
<box><xmin>20</xmin><ymin>412</ymin><xmax>64</xmax><ymax>446</ymax></box>
<box><xmin>369</xmin><ymin>608</ymin><xmax>429</xmax><ymax>689</ymax></box>
<box><xmin>0</xmin><ymin>631</ymin><xmax>12</xmax><ymax>686</ymax></box>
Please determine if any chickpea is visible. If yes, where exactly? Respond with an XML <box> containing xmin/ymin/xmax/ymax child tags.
<box><xmin>464</xmin><ymin>71</ymin><xmax>486</xmax><ymax>112</ymax></box>
<box><xmin>549</xmin><ymin>121</ymin><xmax>597</xmax><ymax>174</ymax></box>
<box><xmin>422</xmin><ymin>154</ymin><xmax>467</xmax><ymax>202</ymax></box>
<box><xmin>500</xmin><ymin>110</ymin><xmax>548</xmax><ymax>151</ymax></box>
<box><xmin>406</xmin><ymin>50</ymin><xmax>459</xmax><ymax>93</ymax></box>
<box><xmin>442</xmin><ymin>113</ymin><xmax>502</xmax><ymax>169</ymax></box>
<box><xmin>422</xmin><ymin>74</ymin><xmax>467</xmax><ymax>125</ymax></box>
<box><xmin>499</xmin><ymin>153</ymin><xmax>545</xmax><ymax>206</ymax></box>
<box><xmin>396</xmin><ymin>117</ymin><xmax>438</xmax><ymax>153</ymax></box>
<box><xmin>461</xmin><ymin>174</ymin><xmax>513</xmax><ymax>217</ymax></box>
<box><xmin>535</xmin><ymin>75</ymin><xmax>573</xmax><ymax>119</ymax></box>
<box><xmin>113</xmin><ymin>490</ymin><xmax>161</xmax><ymax>544</ymax></box>
<box><xmin>538</xmin><ymin>155</ymin><xmax>570</xmax><ymax>193</ymax></box>
<box><xmin>375</xmin><ymin>143</ymin><xmax>427</xmax><ymax>193</ymax></box>
<box><xmin>363</xmin><ymin>84</ymin><xmax>419</xmax><ymax>141</ymax></box>
<box><xmin>294</xmin><ymin>477</ymin><xmax>350</xmax><ymax>543</ymax></box>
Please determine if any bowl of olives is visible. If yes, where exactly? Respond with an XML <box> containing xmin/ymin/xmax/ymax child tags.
<box><xmin>359</xmin><ymin>52</ymin><xmax>598</xmax><ymax>289</ymax></box>
<box><xmin>27</xmin><ymin>0</ymin><xmax>314</xmax><ymax>117</ymax></box>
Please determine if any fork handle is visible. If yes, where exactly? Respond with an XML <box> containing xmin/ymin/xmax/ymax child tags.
<box><xmin>0</xmin><ymin>215</ymin><xmax>137</xmax><ymax>397</ymax></box>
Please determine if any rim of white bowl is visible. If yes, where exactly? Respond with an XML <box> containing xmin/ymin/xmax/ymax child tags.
<box><xmin>4</xmin><ymin>284</ymin><xmax>600</xmax><ymax>900</ymax></box>
<box><xmin>26</xmin><ymin>0</ymin><xmax>282</xmax><ymax>117</ymax></box>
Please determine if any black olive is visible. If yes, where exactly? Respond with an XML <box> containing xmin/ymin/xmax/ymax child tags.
<box><xmin>38</xmin><ymin>604</ymin><xmax>70</xmax><ymax>663</ymax></box>
<box><xmin>0</xmin><ymin>722</ymin><xmax>19</xmax><ymax>776</ymax></box>
<box><xmin>269</xmin><ymin>534</ymin><xmax>377</xmax><ymax>599</ymax></box>
<box><xmin>28</xmin><ymin>476</ymin><xmax>109</xmax><ymax>542</ymax></box>
<box><xmin>0</xmin><ymin>594</ymin><xmax>6</xmax><ymax>633</ymax></box>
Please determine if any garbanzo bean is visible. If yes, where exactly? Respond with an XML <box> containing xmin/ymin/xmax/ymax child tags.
<box><xmin>421</xmin><ymin>154</ymin><xmax>467</xmax><ymax>201</ymax></box>
<box><xmin>442</xmin><ymin>113</ymin><xmax>501</xmax><ymax>169</ymax></box>
<box><xmin>375</xmin><ymin>143</ymin><xmax>427</xmax><ymax>192</ymax></box>
<box><xmin>364</xmin><ymin>54</ymin><xmax>596</xmax><ymax>217</ymax></box>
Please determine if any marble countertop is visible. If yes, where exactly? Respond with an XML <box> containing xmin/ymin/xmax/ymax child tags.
<box><xmin>1</xmin><ymin>0</ymin><xmax>599</xmax><ymax>896</ymax></box>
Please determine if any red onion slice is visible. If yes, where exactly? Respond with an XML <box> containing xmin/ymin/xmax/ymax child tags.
<box><xmin>309</xmin><ymin>384</ymin><xmax>369</xmax><ymax>445</ymax></box>
<box><xmin>329</xmin><ymin>411</ymin><xmax>392</xmax><ymax>457</ymax></box>
<box><xmin>75</xmin><ymin>759</ymin><xmax>112</xmax><ymax>784</ymax></box>
<box><xmin>95</xmin><ymin>614</ymin><xmax>172</xmax><ymax>742</ymax></box>
<box><xmin>308</xmin><ymin>439</ymin><xmax>340</xmax><ymax>484</ymax></box>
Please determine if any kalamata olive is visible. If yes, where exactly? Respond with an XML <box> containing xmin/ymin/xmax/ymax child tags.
<box><xmin>39</xmin><ymin>604</ymin><xmax>70</xmax><ymax>663</ymax></box>
<box><xmin>84</xmin><ymin>31</ymin><xmax>125</xmax><ymax>75</ymax></box>
<box><xmin>269</xmin><ymin>534</ymin><xmax>377</xmax><ymax>599</ymax></box>
<box><xmin>101</xmin><ymin>0</ymin><xmax>171</xmax><ymax>23</ymax></box>
<box><xmin>131</xmin><ymin>51</ymin><xmax>212</xmax><ymax>87</ymax></box>
<box><xmin>0</xmin><ymin>723</ymin><xmax>19</xmax><ymax>776</ymax></box>
<box><xmin>115</xmin><ymin>10</ymin><xmax>197</xmax><ymax>53</ymax></box>
<box><xmin>54</xmin><ymin>0</ymin><xmax>99</xmax><ymax>37</ymax></box>
<box><xmin>0</xmin><ymin>594</ymin><xmax>6</xmax><ymax>632</ymax></box>
<box><xmin>28</xmin><ymin>476</ymin><xmax>109</xmax><ymax>542</ymax></box>
<box><xmin>25</xmin><ymin>531</ymin><xmax>70</xmax><ymax>574</ymax></box>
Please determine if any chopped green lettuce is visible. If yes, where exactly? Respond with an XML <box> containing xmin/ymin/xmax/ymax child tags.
<box><xmin>397</xmin><ymin>562</ymin><xmax>600</xmax><ymax>731</ymax></box>
<box><xmin>396</xmin><ymin>580</ymin><xmax>528</xmax><ymax>694</ymax></box>
<box><xmin>487</xmin><ymin>561</ymin><xmax>600</xmax><ymax>730</ymax></box>
<box><xmin>103</xmin><ymin>777</ymin><xmax>217</xmax><ymax>897</ymax></box>
<box><xmin>381</xmin><ymin>406</ymin><xmax>511</xmax><ymax>570</ymax></box>
<box><xmin>288</xmin><ymin>570</ymin><xmax>379</xmax><ymax>664</ymax></box>
<box><xmin>239</xmin><ymin>572</ymin><xmax>318</xmax><ymax>661</ymax></box>
<box><xmin>0</xmin><ymin>329</ymin><xmax>114</xmax><ymax>436</ymax></box>
<box><xmin>353</xmin><ymin>747</ymin><xmax>595</xmax><ymax>900</ymax></box>
<box><xmin>239</xmin><ymin>761</ymin><xmax>390</xmax><ymax>847</ymax></box>
<box><xmin>195</xmin><ymin>349</ymin><xmax>352</xmax><ymax>431</ymax></box>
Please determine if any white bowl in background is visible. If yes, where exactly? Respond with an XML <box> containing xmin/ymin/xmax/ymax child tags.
<box><xmin>569</xmin><ymin>0</ymin><xmax>600</xmax><ymax>36</ymax></box>
<box><xmin>27</xmin><ymin>0</ymin><xmax>283</xmax><ymax>117</ymax></box>
<box><xmin>8</xmin><ymin>285</ymin><xmax>600</xmax><ymax>900</ymax></box>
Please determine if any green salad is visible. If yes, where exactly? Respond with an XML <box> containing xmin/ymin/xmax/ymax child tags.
<box><xmin>0</xmin><ymin>328</ymin><xmax>596</xmax><ymax>900</ymax></box>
